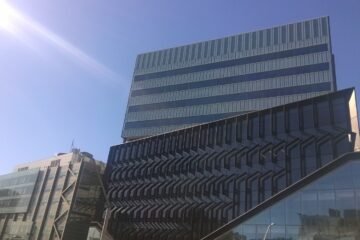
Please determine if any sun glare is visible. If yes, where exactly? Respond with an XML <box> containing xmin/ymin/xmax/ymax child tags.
<box><xmin>0</xmin><ymin>0</ymin><xmax>17</xmax><ymax>33</ymax></box>
<box><xmin>0</xmin><ymin>0</ymin><xmax>118</xmax><ymax>81</ymax></box>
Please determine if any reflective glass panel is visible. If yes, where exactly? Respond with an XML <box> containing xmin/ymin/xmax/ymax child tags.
<box><xmin>215</xmin><ymin>160</ymin><xmax>360</xmax><ymax>240</ymax></box>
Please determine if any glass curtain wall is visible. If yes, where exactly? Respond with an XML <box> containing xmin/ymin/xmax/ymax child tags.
<box><xmin>215</xmin><ymin>160</ymin><xmax>360</xmax><ymax>240</ymax></box>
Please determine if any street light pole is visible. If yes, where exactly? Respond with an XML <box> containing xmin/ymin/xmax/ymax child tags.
<box><xmin>263</xmin><ymin>222</ymin><xmax>275</xmax><ymax>240</ymax></box>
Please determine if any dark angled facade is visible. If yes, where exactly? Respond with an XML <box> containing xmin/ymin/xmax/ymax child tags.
<box><xmin>122</xmin><ymin>16</ymin><xmax>336</xmax><ymax>140</ymax></box>
<box><xmin>105</xmin><ymin>88</ymin><xmax>359</xmax><ymax>240</ymax></box>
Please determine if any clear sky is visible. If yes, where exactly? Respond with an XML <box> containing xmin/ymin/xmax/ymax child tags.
<box><xmin>1</xmin><ymin>0</ymin><xmax>359</xmax><ymax>174</ymax></box>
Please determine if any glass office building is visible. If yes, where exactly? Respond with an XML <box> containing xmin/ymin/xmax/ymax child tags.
<box><xmin>105</xmin><ymin>88</ymin><xmax>359</xmax><ymax>240</ymax></box>
<box><xmin>0</xmin><ymin>150</ymin><xmax>106</xmax><ymax>240</ymax></box>
<box><xmin>203</xmin><ymin>152</ymin><xmax>360</xmax><ymax>240</ymax></box>
<box><xmin>122</xmin><ymin>16</ymin><xmax>337</xmax><ymax>140</ymax></box>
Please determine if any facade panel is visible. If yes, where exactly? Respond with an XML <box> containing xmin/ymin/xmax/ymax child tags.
<box><xmin>122</xmin><ymin>17</ymin><xmax>336</xmax><ymax>140</ymax></box>
<box><xmin>106</xmin><ymin>88</ymin><xmax>359</xmax><ymax>240</ymax></box>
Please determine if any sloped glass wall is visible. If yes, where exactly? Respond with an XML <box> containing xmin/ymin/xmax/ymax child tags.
<box><xmin>215</xmin><ymin>160</ymin><xmax>360</xmax><ymax>240</ymax></box>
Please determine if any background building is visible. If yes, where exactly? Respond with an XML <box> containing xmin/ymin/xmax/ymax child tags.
<box><xmin>122</xmin><ymin>16</ymin><xmax>337</xmax><ymax>140</ymax></box>
<box><xmin>0</xmin><ymin>150</ymin><xmax>105</xmax><ymax>240</ymax></box>
<box><xmin>105</xmin><ymin>88</ymin><xmax>359</xmax><ymax>240</ymax></box>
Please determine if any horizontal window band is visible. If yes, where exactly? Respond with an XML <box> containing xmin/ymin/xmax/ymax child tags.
<box><xmin>124</xmin><ymin>111</ymin><xmax>249</xmax><ymax>129</ymax></box>
<box><xmin>133</xmin><ymin>43</ymin><xmax>328</xmax><ymax>81</ymax></box>
<box><xmin>131</xmin><ymin>62</ymin><xmax>330</xmax><ymax>97</ymax></box>
<box><xmin>128</xmin><ymin>82</ymin><xmax>331</xmax><ymax>112</ymax></box>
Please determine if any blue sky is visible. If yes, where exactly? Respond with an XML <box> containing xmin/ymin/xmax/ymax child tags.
<box><xmin>1</xmin><ymin>0</ymin><xmax>359</xmax><ymax>174</ymax></box>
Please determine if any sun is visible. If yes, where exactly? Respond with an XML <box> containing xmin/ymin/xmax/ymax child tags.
<box><xmin>0</xmin><ymin>0</ymin><xmax>17</xmax><ymax>33</ymax></box>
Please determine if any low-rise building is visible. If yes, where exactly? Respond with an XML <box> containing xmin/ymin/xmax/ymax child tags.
<box><xmin>0</xmin><ymin>150</ymin><xmax>105</xmax><ymax>240</ymax></box>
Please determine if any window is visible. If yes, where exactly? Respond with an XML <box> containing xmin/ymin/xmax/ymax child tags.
<box><xmin>143</xmin><ymin>53</ymin><xmax>149</xmax><ymax>68</ymax></box>
<box><xmin>184</xmin><ymin>130</ymin><xmax>191</xmax><ymax>151</ymax></box>
<box><xmin>191</xmin><ymin>44</ymin><xmax>196</xmax><ymax>60</ymax></box>
<box><xmin>317</xmin><ymin>100</ymin><xmax>331</xmax><ymax>126</ymax></box>
<box><xmin>173</xmin><ymin>48</ymin><xmax>178</xmax><ymax>62</ymax></box>
<box><xmin>169</xmin><ymin>134</ymin><xmax>176</xmax><ymax>154</ymax></box>
<box><xmin>289</xmin><ymin>24</ymin><xmax>294</xmax><ymax>42</ymax></box>
<box><xmin>224</xmin><ymin>38</ymin><xmax>229</xmax><ymax>54</ymax></box>
<box><xmin>210</xmin><ymin>40</ymin><xmax>215</xmax><ymax>56</ymax></box>
<box><xmin>237</xmin><ymin>35</ymin><xmax>243</xmax><ymax>51</ymax></box>
<box><xmin>147</xmin><ymin>53</ymin><xmax>153</xmax><ymax>68</ymax></box>
<box><xmin>248</xmin><ymin>115</ymin><xmax>259</xmax><ymax>139</ymax></box>
<box><xmin>313</xmin><ymin>19</ymin><xmax>319</xmax><ymax>37</ymax></box>
<box><xmin>304</xmin><ymin>142</ymin><xmax>317</xmax><ymax>174</ymax></box>
<box><xmin>263</xmin><ymin>112</ymin><xmax>272</xmax><ymax>137</ymax></box>
<box><xmin>297</xmin><ymin>23</ymin><xmax>302</xmax><ymax>41</ymax></box>
<box><xmin>192</xmin><ymin>127</ymin><xmax>199</xmax><ymax>150</ymax></box>
<box><xmin>275</xmin><ymin>110</ymin><xmax>285</xmax><ymax>134</ymax></box>
<box><xmin>225</xmin><ymin>120</ymin><xmax>233</xmax><ymax>144</ymax></box>
<box><xmin>332</xmin><ymin>97</ymin><xmax>348</xmax><ymax>127</ymax></box>
<box><xmin>245</xmin><ymin>33</ymin><xmax>250</xmax><ymax>50</ymax></box>
<box><xmin>281</xmin><ymin>26</ymin><xmax>286</xmax><ymax>43</ymax></box>
<box><xmin>321</xmin><ymin>17</ymin><xmax>328</xmax><ymax>36</ymax></box>
<box><xmin>167</xmin><ymin>48</ymin><xmax>173</xmax><ymax>64</ymax></box>
<box><xmin>50</xmin><ymin>160</ymin><xmax>60</xmax><ymax>168</ymax></box>
<box><xmin>208</xmin><ymin>124</ymin><xmax>216</xmax><ymax>147</ymax></box>
<box><xmin>162</xmin><ymin>49</ymin><xmax>167</xmax><ymax>65</ymax></box>
<box><xmin>236</xmin><ymin>117</ymin><xmax>243</xmax><ymax>142</ymax></box>
<box><xmin>179</xmin><ymin>47</ymin><xmax>185</xmax><ymax>62</ymax></box>
<box><xmin>177</xmin><ymin>131</ymin><xmax>184</xmax><ymax>152</ymax></box>
<box><xmin>230</xmin><ymin>36</ymin><xmax>235</xmax><ymax>52</ymax></box>
<box><xmin>138</xmin><ymin>55</ymin><xmax>144</xmax><ymax>69</ymax></box>
<box><xmin>217</xmin><ymin>39</ymin><xmax>222</xmax><ymax>56</ymax></box>
<box><xmin>305</xmin><ymin>21</ymin><xmax>310</xmax><ymax>39</ymax></box>
<box><xmin>163</xmin><ymin>136</ymin><xmax>169</xmax><ymax>154</ymax></box>
<box><xmin>131</xmin><ymin>143</ymin><xmax>138</xmax><ymax>159</ymax></box>
<box><xmin>184</xmin><ymin>46</ymin><xmax>190</xmax><ymax>61</ymax></box>
<box><xmin>199</xmin><ymin>125</ymin><xmax>208</xmax><ymax>148</ymax></box>
<box><xmin>288</xmin><ymin>107</ymin><xmax>299</xmax><ymax>131</ymax></box>
<box><xmin>18</xmin><ymin>167</ymin><xmax>28</xmax><ymax>172</ymax></box>
<box><xmin>156</xmin><ymin>51</ymin><xmax>162</xmax><ymax>66</ymax></box>
<box><xmin>197</xmin><ymin>43</ymin><xmax>202</xmax><ymax>59</ymax></box>
<box><xmin>266</xmin><ymin>29</ymin><xmax>271</xmax><ymax>46</ymax></box>
<box><xmin>251</xmin><ymin>32</ymin><xmax>257</xmax><ymax>49</ymax></box>
<box><xmin>152</xmin><ymin>52</ymin><xmax>157</xmax><ymax>67</ymax></box>
<box><xmin>273</xmin><ymin>27</ymin><xmax>279</xmax><ymax>45</ymax></box>
<box><xmin>289</xmin><ymin>145</ymin><xmax>301</xmax><ymax>183</ymax></box>
<box><xmin>319</xmin><ymin>140</ymin><xmax>333</xmax><ymax>166</ymax></box>
<box><xmin>216</xmin><ymin>121</ymin><xmax>224</xmax><ymax>146</ymax></box>
<box><xmin>259</xmin><ymin>31</ymin><xmax>264</xmax><ymax>47</ymax></box>
<box><xmin>302</xmin><ymin>104</ymin><xmax>315</xmax><ymax>129</ymax></box>
<box><xmin>156</xmin><ymin>137</ymin><xmax>162</xmax><ymax>155</ymax></box>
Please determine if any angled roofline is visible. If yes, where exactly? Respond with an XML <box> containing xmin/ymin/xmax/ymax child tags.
<box><xmin>119</xmin><ymin>87</ymin><xmax>356</xmax><ymax>145</ymax></box>
<box><xmin>201</xmin><ymin>151</ymin><xmax>360</xmax><ymax>240</ymax></box>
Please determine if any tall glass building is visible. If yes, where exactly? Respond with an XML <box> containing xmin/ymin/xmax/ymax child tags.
<box><xmin>122</xmin><ymin>16</ymin><xmax>337</xmax><ymax>140</ymax></box>
<box><xmin>0</xmin><ymin>150</ymin><xmax>105</xmax><ymax>240</ymax></box>
<box><xmin>105</xmin><ymin>88</ymin><xmax>359</xmax><ymax>240</ymax></box>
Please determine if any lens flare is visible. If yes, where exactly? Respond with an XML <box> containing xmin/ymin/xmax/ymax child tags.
<box><xmin>0</xmin><ymin>0</ymin><xmax>119</xmax><ymax>82</ymax></box>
